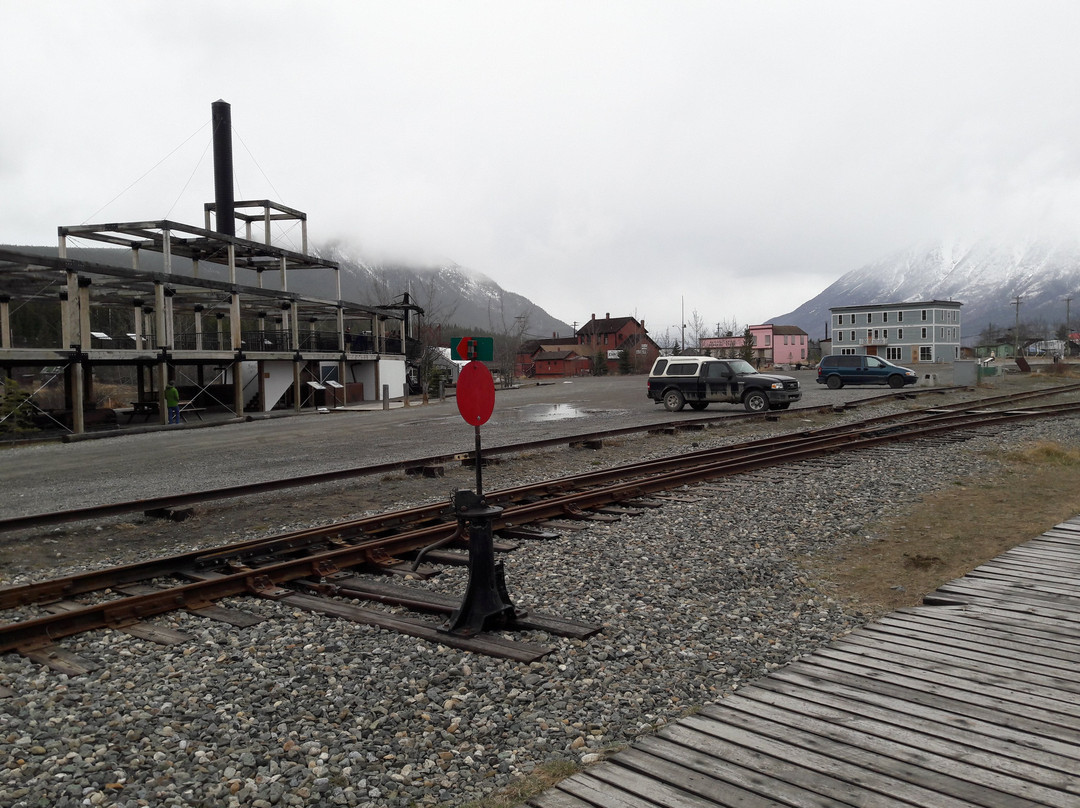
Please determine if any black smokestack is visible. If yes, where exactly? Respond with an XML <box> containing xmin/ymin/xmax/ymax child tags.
<box><xmin>212</xmin><ymin>100</ymin><xmax>235</xmax><ymax>236</ymax></box>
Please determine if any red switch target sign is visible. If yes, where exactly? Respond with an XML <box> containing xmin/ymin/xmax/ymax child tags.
<box><xmin>456</xmin><ymin>360</ymin><xmax>495</xmax><ymax>426</ymax></box>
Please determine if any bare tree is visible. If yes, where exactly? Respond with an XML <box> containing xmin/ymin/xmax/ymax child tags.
<box><xmin>409</xmin><ymin>271</ymin><xmax>462</xmax><ymax>397</ymax></box>
<box><xmin>653</xmin><ymin>326</ymin><xmax>680</xmax><ymax>355</ymax></box>
<box><xmin>687</xmin><ymin>309</ymin><xmax>708</xmax><ymax>354</ymax></box>
<box><xmin>488</xmin><ymin>294</ymin><xmax>532</xmax><ymax>388</ymax></box>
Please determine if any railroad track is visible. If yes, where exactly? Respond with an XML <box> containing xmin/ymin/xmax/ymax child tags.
<box><xmin>0</xmin><ymin>384</ymin><xmax>985</xmax><ymax>534</ymax></box>
<box><xmin>3</xmin><ymin>386</ymin><xmax>1080</xmax><ymax>670</ymax></box>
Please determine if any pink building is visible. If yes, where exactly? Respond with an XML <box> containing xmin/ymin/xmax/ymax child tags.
<box><xmin>699</xmin><ymin>324</ymin><xmax>808</xmax><ymax>366</ymax></box>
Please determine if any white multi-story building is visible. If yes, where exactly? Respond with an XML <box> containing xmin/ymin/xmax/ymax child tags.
<box><xmin>829</xmin><ymin>300</ymin><xmax>962</xmax><ymax>363</ymax></box>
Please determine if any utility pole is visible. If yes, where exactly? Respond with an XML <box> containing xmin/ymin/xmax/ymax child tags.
<box><xmin>1065</xmin><ymin>298</ymin><xmax>1072</xmax><ymax>356</ymax></box>
<box><xmin>1012</xmin><ymin>296</ymin><xmax>1022</xmax><ymax>358</ymax></box>
<box><xmin>680</xmin><ymin>296</ymin><xmax>686</xmax><ymax>354</ymax></box>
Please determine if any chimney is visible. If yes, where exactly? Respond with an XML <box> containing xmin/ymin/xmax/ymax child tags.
<box><xmin>591</xmin><ymin>313</ymin><xmax>595</xmax><ymax>320</ymax></box>
<box><xmin>211</xmin><ymin>100</ymin><xmax>235</xmax><ymax>237</ymax></box>
<box><xmin>605</xmin><ymin>312</ymin><xmax>610</xmax><ymax>319</ymax></box>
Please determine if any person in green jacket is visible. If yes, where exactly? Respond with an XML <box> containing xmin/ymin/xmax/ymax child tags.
<box><xmin>165</xmin><ymin>381</ymin><xmax>181</xmax><ymax>425</ymax></box>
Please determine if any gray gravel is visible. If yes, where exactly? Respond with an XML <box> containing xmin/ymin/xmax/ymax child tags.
<box><xmin>2</xmin><ymin>385</ymin><xmax>1078</xmax><ymax>807</ymax></box>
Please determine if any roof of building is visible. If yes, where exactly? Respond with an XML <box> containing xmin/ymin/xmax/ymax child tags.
<box><xmin>534</xmin><ymin>350</ymin><xmax>583</xmax><ymax>361</ymax></box>
<box><xmin>770</xmin><ymin>324</ymin><xmax>808</xmax><ymax>335</ymax></box>
<box><xmin>578</xmin><ymin>315</ymin><xmax>641</xmax><ymax>335</ymax></box>
<box><xmin>829</xmin><ymin>300</ymin><xmax>963</xmax><ymax>312</ymax></box>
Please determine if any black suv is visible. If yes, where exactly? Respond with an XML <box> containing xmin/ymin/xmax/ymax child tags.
<box><xmin>647</xmin><ymin>357</ymin><xmax>801</xmax><ymax>412</ymax></box>
<box><xmin>816</xmin><ymin>355</ymin><xmax>917</xmax><ymax>389</ymax></box>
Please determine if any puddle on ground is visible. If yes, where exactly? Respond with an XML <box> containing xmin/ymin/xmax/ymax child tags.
<box><xmin>395</xmin><ymin>403</ymin><xmax>630</xmax><ymax>427</ymax></box>
<box><xmin>508</xmin><ymin>403</ymin><xmax>630</xmax><ymax>422</ymax></box>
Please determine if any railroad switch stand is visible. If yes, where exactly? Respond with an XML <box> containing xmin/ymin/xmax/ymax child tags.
<box><xmin>441</xmin><ymin>489</ymin><xmax>524</xmax><ymax>637</ymax></box>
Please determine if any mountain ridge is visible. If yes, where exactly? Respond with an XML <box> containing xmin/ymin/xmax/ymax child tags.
<box><xmin>771</xmin><ymin>239</ymin><xmax>1080</xmax><ymax>342</ymax></box>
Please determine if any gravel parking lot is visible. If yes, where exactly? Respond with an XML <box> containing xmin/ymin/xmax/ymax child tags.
<box><xmin>0</xmin><ymin>367</ymin><xmax>947</xmax><ymax>518</ymax></box>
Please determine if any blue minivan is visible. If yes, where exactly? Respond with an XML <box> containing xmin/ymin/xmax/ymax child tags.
<box><xmin>816</xmin><ymin>354</ymin><xmax>918</xmax><ymax>389</ymax></box>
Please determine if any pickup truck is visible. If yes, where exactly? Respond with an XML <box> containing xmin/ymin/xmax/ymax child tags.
<box><xmin>647</xmin><ymin>356</ymin><xmax>801</xmax><ymax>413</ymax></box>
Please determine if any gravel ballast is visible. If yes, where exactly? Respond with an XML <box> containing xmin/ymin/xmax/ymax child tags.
<box><xmin>2</xmin><ymin>400</ymin><xmax>1078</xmax><ymax>807</ymax></box>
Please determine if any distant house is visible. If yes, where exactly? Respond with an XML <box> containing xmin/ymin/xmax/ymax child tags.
<box><xmin>515</xmin><ymin>335</ymin><xmax>580</xmax><ymax>378</ymax></box>
<box><xmin>575</xmin><ymin>313</ymin><xmax>660</xmax><ymax>374</ymax></box>
<box><xmin>531</xmin><ymin>349</ymin><xmax>590</xmax><ymax>378</ymax></box>
<box><xmin>829</xmin><ymin>300</ymin><xmax>962</xmax><ymax>363</ymax></box>
<box><xmin>700</xmin><ymin>324</ymin><xmax>809</xmax><ymax>366</ymax></box>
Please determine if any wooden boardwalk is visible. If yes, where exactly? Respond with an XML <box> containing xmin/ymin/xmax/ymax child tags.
<box><xmin>525</xmin><ymin>518</ymin><xmax>1080</xmax><ymax>807</ymax></box>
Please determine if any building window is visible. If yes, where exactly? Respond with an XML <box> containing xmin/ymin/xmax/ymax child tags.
<box><xmin>850</xmin><ymin>331</ymin><xmax>855</xmax><ymax>341</ymax></box>
<box><xmin>840</xmin><ymin>347</ymin><xmax>856</xmax><ymax>355</ymax></box>
<box><xmin>800</xmin><ymin>335</ymin><xmax>805</xmax><ymax>344</ymax></box>
<box><xmin>886</xmin><ymin>346</ymin><xmax>902</xmax><ymax>361</ymax></box>
<box><xmin>783</xmin><ymin>335</ymin><xmax>789</xmax><ymax>345</ymax></box>
<box><xmin>921</xmin><ymin>309</ymin><xmax>928</xmax><ymax>321</ymax></box>
<box><xmin>850</xmin><ymin>314</ymin><xmax>856</xmax><ymax>325</ymax></box>
<box><xmin>883</xmin><ymin>312</ymin><xmax>889</xmax><ymax>323</ymax></box>
<box><xmin>882</xmin><ymin>329</ymin><xmax>888</xmax><ymax>339</ymax></box>
<box><xmin>764</xmin><ymin>334</ymin><xmax>771</xmax><ymax>346</ymax></box>
<box><xmin>898</xmin><ymin>311</ymin><xmax>904</xmax><ymax>322</ymax></box>
<box><xmin>921</xmin><ymin>327</ymin><xmax>927</xmax><ymax>339</ymax></box>
<box><xmin>897</xmin><ymin>328</ymin><xmax>903</xmax><ymax>339</ymax></box>
<box><xmin>920</xmin><ymin>346</ymin><xmax>932</xmax><ymax>361</ymax></box>
<box><xmin>866</xmin><ymin>313</ymin><xmax>872</xmax><ymax>323</ymax></box>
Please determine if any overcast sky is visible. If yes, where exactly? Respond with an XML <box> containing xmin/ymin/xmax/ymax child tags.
<box><xmin>4</xmin><ymin>1</ymin><xmax>1080</xmax><ymax>340</ymax></box>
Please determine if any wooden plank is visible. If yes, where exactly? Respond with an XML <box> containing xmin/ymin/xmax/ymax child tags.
<box><xmin>803</xmin><ymin>650</ymin><xmax>1080</xmax><ymax>733</ymax></box>
<box><xmin>849</xmin><ymin>625</ymin><xmax>1080</xmax><ymax>685</ymax></box>
<box><xmin>880</xmin><ymin>608</ymin><xmax>1080</xmax><ymax>653</ymax></box>
<box><xmin>327</xmin><ymin>578</ymin><xmax>601</xmax><ymax>638</ymax></box>
<box><xmin>744</xmin><ymin>679</ymin><xmax>1080</xmax><ymax>779</ymax></box>
<box><xmin>614</xmin><ymin>745</ymin><xmax>807</xmax><ymax>807</ymax></box>
<box><xmin>676</xmin><ymin>712</ymin><xmax>986</xmax><ymax>808</ymax></box>
<box><xmin>525</xmin><ymin>788</ymin><xmax>600</xmax><ymax>808</ymax></box>
<box><xmin>763</xmin><ymin>666</ymin><xmax>1080</xmax><ymax>764</ymax></box>
<box><xmin>18</xmin><ymin>644</ymin><xmax>100</xmax><ymax>675</ymax></box>
<box><xmin>774</xmin><ymin>658</ymin><xmax>1077</xmax><ymax>743</ymax></box>
<box><xmin>817</xmin><ymin>641</ymin><xmax>1080</xmax><ymax>719</ymax></box>
<box><xmin>633</xmin><ymin>729</ymin><xmax>905</xmax><ymax>807</ymax></box>
<box><xmin>921</xmin><ymin>603</ymin><xmax>1080</xmax><ymax>638</ymax></box>
<box><xmin>187</xmin><ymin>603</ymin><xmax>264</xmax><ymax>627</ymax></box>
<box><xmin>278</xmin><ymin>592</ymin><xmax>553</xmax><ymax>662</ymax></box>
<box><xmin>876</xmin><ymin>612</ymin><xmax>1080</xmax><ymax>664</ymax></box>
<box><xmin>586</xmin><ymin>762</ymin><xmax>753</xmax><ymax>808</ymax></box>
<box><xmin>118</xmin><ymin>622</ymin><xmax>192</xmax><ymax>645</ymax></box>
<box><xmin>538</xmin><ymin>771</ymin><xmax>685</xmax><ymax>808</ymax></box>
<box><xmin>117</xmin><ymin>584</ymin><xmax>264</xmax><ymax>627</ymax></box>
<box><xmin>926</xmin><ymin>583</ymin><xmax>1080</xmax><ymax>620</ymax></box>
<box><xmin>712</xmin><ymin>691</ymin><xmax>1080</xmax><ymax>807</ymax></box>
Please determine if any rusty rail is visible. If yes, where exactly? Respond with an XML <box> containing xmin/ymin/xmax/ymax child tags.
<box><xmin>3</xmin><ymin>398</ymin><xmax>1080</xmax><ymax>656</ymax></box>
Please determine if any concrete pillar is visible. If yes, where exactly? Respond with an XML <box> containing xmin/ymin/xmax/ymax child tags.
<box><xmin>71</xmin><ymin>360</ymin><xmax>85</xmax><ymax>434</ymax></box>
<box><xmin>0</xmin><ymin>295</ymin><xmax>10</xmax><ymax>349</ymax></box>
<box><xmin>157</xmin><ymin>361</ymin><xmax>169</xmax><ymax>425</ymax></box>
<box><xmin>194</xmin><ymin>304</ymin><xmax>204</xmax><ymax>351</ymax></box>
<box><xmin>59</xmin><ymin>291</ymin><xmax>70</xmax><ymax>349</ymax></box>
<box><xmin>65</xmin><ymin>271</ymin><xmax>80</xmax><ymax>349</ymax></box>
<box><xmin>230</xmin><ymin>293</ymin><xmax>241</xmax><ymax>352</ymax></box>
<box><xmin>77</xmin><ymin>277</ymin><xmax>91</xmax><ymax>352</ymax></box>
<box><xmin>154</xmin><ymin>283</ymin><xmax>167</xmax><ymax>350</ymax></box>
<box><xmin>132</xmin><ymin>299</ymin><xmax>144</xmax><ymax>350</ymax></box>
<box><xmin>293</xmin><ymin>360</ymin><xmax>302</xmax><ymax>413</ymax></box>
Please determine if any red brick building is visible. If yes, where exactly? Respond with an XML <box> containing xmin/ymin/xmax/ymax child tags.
<box><xmin>576</xmin><ymin>313</ymin><xmax>660</xmax><ymax>375</ymax></box>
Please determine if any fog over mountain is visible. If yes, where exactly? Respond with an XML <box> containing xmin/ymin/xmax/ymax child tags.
<box><xmin>3</xmin><ymin>243</ymin><xmax>574</xmax><ymax>341</ymax></box>
<box><xmin>772</xmin><ymin>239</ymin><xmax>1080</xmax><ymax>342</ymax></box>
<box><xmin>318</xmin><ymin>243</ymin><xmax>573</xmax><ymax>339</ymax></box>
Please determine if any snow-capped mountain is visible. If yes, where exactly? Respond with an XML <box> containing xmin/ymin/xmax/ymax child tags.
<box><xmin>317</xmin><ymin>244</ymin><xmax>572</xmax><ymax>338</ymax></box>
<box><xmin>773</xmin><ymin>239</ymin><xmax>1080</xmax><ymax>342</ymax></box>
